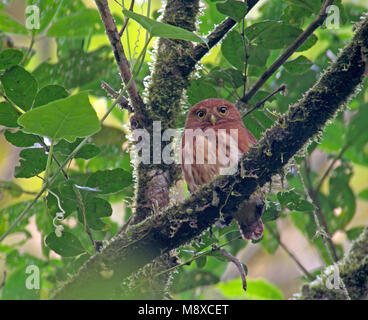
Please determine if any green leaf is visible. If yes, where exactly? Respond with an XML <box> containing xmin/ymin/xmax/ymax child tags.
<box><xmin>285</xmin><ymin>0</ymin><xmax>320</xmax><ymax>13</ymax></box>
<box><xmin>261</xmin><ymin>221</ymin><xmax>279</xmax><ymax>254</ymax></box>
<box><xmin>346</xmin><ymin>226</ymin><xmax>364</xmax><ymax>241</ymax></box>
<box><xmin>281</xmin><ymin>5</ymin><xmax>309</xmax><ymax>26</ymax></box>
<box><xmin>123</xmin><ymin>9</ymin><xmax>205</xmax><ymax>43</ymax></box>
<box><xmin>277</xmin><ymin>190</ymin><xmax>313</xmax><ymax>211</ymax></box>
<box><xmin>171</xmin><ymin>270</ymin><xmax>220</xmax><ymax>294</ymax></box>
<box><xmin>284</xmin><ymin>55</ymin><xmax>312</xmax><ymax>74</ymax></box>
<box><xmin>319</xmin><ymin>121</ymin><xmax>345</xmax><ymax>152</ymax></box>
<box><xmin>77</xmin><ymin>196</ymin><xmax>112</xmax><ymax>230</ymax></box>
<box><xmin>358</xmin><ymin>189</ymin><xmax>368</xmax><ymax>201</ymax></box>
<box><xmin>216</xmin><ymin>0</ymin><xmax>247</xmax><ymax>22</ymax></box>
<box><xmin>47</xmin><ymin>9</ymin><xmax>106</xmax><ymax>37</ymax></box>
<box><xmin>27</xmin><ymin>0</ymin><xmax>65</xmax><ymax>34</ymax></box>
<box><xmin>0</xmin><ymin>49</ymin><xmax>24</xmax><ymax>69</ymax></box>
<box><xmin>54</xmin><ymin>139</ymin><xmax>100</xmax><ymax>160</ymax></box>
<box><xmin>14</xmin><ymin>148</ymin><xmax>47</xmax><ymax>178</ymax></box>
<box><xmin>1</xmin><ymin>66</ymin><xmax>38</xmax><ymax>111</ymax></box>
<box><xmin>347</xmin><ymin>104</ymin><xmax>368</xmax><ymax>145</ymax></box>
<box><xmin>243</xmin><ymin>108</ymin><xmax>275</xmax><ymax>140</ymax></box>
<box><xmin>1</xmin><ymin>268</ymin><xmax>40</xmax><ymax>299</ymax></box>
<box><xmin>45</xmin><ymin>231</ymin><xmax>86</xmax><ymax>257</ymax></box>
<box><xmin>0</xmin><ymin>201</ymin><xmax>44</xmax><ymax>227</ymax></box>
<box><xmin>0</xmin><ymin>13</ymin><xmax>28</xmax><ymax>35</ymax></box>
<box><xmin>0</xmin><ymin>101</ymin><xmax>19</xmax><ymax>127</ymax></box>
<box><xmin>246</xmin><ymin>279</ymin><xmax>283</xmax><ymax>300</ymax></box>
<box><xmin>46</xmin><ymin>183</ymin><xmax>79</xmax><ymax>218</ymax></box>
<box><xmin>32</xmin><ymin>47</ymin><xmax>118</xmax><ymax>95</ymax></box>
<box><xmin>291</xmin><ymin>210</ymin><xmax>316</xmax><ymax>240</ymax></box>
<box><xmin>209</xmin><ymin>68</ymin><xmax>244</xmax><ymax>89</ymax></box>
<box><xmin>216</xmin><ymin>278</ymin><xmax>283</xmax><ymax>300</ymax></box>
<box><xmin>4</xmin><ymin>130</ymin><xmax>39</xmax><ymax>147</ymax></box>
<box><xmin>248</xmin><ymin>45</ymin><xmax>270</xmax><ymax>67</ymax></box>
<box><xmin>85</xmin><ymin>168</ymin><xmax>132</xmax><ymax>194</ymax></box>
<box><xmin>209</xmin><ymin>250</ymin><xmax>228</xmax><ymax>262</ymax></box>
<box><xmin>262</xmin><ymin>201</ymin><xmax>281</xmax><ymax>223</ymax></box>
<box><xmin>192</xmin><ymin>230</ymin><xmax>218</xmax><ymax>252</ymax></box>
<box><xmin>329</xmin><ymin>174</ymin><xmax>356</xmax><ymax>230</ymax></box>
<box><xmin>221</xmin><ymin>30</ymin><xmax>245</xmax><ymax>70</ymax></box>
<box><xmin>245</xmin><ymin>20</ymin><xmax>317</xmax><ymax>51</ymax></box>
<box><xmin>195</xmin><ymin>255</ymin><xmax>207</xmax><ymax>269</ymax></box>
<box><xmin>0</xmin><ymin>180</ymin><xmax>23</xmax><ymax>197</ymax></box>
<box><xmin>18</xmin><ymin>92</ymin><xmax>101</xmax><ymax>142</ymax></box>
<box><xmin>33</xmin><ymin>85</ymin><xmax>68</xmax><ymax>108</ymax></box>
<box><xmin>187</xmin><ymin>78</ymin><xmax>218</xmax><ymax>105</ymax></box>
<box><xmin>296</xmin><ymin>34</ymin><xmax>318</xmax><ymax>52</ymax></box>
<box><xmin>295</xmin><ymin>199</ymin><xmax>315</xmax><ymax>211</ymax></box>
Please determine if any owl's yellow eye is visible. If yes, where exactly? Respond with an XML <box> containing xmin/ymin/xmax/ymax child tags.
<box><xmin>218</xmin><ymin>106</ymin><xmax>228</xmax><ymax>115</ymax></box>
<box><xmin>197</xmin><ymin>110</ymin><xmax>206</xmax><ymax>119</ymax></box>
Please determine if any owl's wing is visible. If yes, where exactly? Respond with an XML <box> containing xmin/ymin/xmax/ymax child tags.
<box><xmin>237</xmin><ymin>122</ymin><xmax>257</xmax><ymax>154</ymax></box>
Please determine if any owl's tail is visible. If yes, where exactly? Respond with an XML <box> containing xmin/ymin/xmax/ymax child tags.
<box><xmin>234</xmin><ymin>194</ymin><xmax>265</xmax><ymax>240</ymax></box>
<box><xmin>236</xmin><ymin>217</ymin><xmax>264</xmax><ymax>240</ymax></box>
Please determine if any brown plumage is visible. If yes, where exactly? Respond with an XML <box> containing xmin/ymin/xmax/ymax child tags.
<box><xmin>181</xmin><ymin>98</ymin><xmax>264</xmax><ymax>240</ymax></box>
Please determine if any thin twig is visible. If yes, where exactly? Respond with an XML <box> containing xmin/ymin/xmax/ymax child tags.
<box><xmin>119</xmin><ymin>0</ymin><xmax>135</xmax><ymax>37</ymax></box>
<box><xmin>241</xmin><ymin>0</ymin><xmax>334</xmax><ymax>104</ymax></box>
<box><xmin>316</xmin><ymin>143</ymin><xmax>350</xmax><ymax>192</ymax></box>
<box><xmin>73</xmin><ymin>185</ymin><xmax>97</xmax><ymax>252</ymax></box>
<box><xmin>218</xmin><ymin>248</ymin><xmax>247</xmax><ymax>291</ymax></box>
<box><xmin>101</xmin><ymin>81</ymin><xmax>131</xmax><ymax>111</ymax></box>
<box><xmin>95</xmin><ymin>0</ymin><xmax>148</xmax><ymax>128</ymax></box>
<box><xmin>118</xmin><ymin>215</ymin><xmax>133</xmax><ymax>235</ymax></box>
<box><xmin>0</xmin><ymin>271</ymin><xmax>6</xmax><ymax>290</ymax></box>
<box><xmin>241</xmin><ymin>18</ymin><xmax>249</xmax><ymax>98</ymax></box>
<box><xmin>241</xmin><ymin>84</ymin><xmax>287</xmax><ymax>119</ymax></box>
<box><xmin>193</xmin><ymin>0</ymin><xmax>260</xmax><ymax>62</ymax></box>
<box><xmin>300</xmin><ymin>161</ymin><xmax>339</xmax><ymax>262</ymax></box>
<box><xmin>21</xmin><ymin>33</ymin><xmax>35</xmax><ymax>66</ymax></box>
<box><xmin>36</xmin><ymin>137</ymin><xmax>69</xmax><ymax>180</ymax></box>
<box><xmin>265</xmin><ymin>223</ymin><xmax>314</xmax><ymax>281</ymax></box>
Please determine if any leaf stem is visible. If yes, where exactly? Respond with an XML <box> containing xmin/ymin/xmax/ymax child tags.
<box><xmin>21</xmin><ymin>33</ymin><xmax>35</xmax><ymax>66</ymax></box>
<box><xmin>43</xmin><ymin>139</ymin><xmax>55</xmax><ymax>188</ymax></box>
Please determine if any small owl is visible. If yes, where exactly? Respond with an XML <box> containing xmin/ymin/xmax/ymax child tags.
<box><xmin>181</xmin><ymin>98</ymin><xmax>264</xmax><ymax>240</ymax></box>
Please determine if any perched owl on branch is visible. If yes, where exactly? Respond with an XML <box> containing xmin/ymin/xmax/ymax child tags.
<box><xmin>181</xmin><ymin>98</ymin><xmax>265</xmax><ymax>240</ymax></box>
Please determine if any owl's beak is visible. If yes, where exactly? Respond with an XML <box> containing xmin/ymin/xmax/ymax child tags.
<box><xmin>210</xmin><ymin>114</ymin><xmax>217</xmax><ymax>126</ymax></box>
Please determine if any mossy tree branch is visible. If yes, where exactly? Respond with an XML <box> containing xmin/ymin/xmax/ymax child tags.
<box><xmin>52</xmin><ymin>17</ymin><xmax>368</xmax><ymax>300</ymax></box>
<box><xmin>299</xmin><ymin>225</ymin><xmax>368</xmax><ymax>300</ymax></box>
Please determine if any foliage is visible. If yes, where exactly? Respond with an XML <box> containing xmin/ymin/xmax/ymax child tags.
<box><xmin>0</xmin><ymin>0</ymin><xmax>367</xmax><ymax>300</ymax></box>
